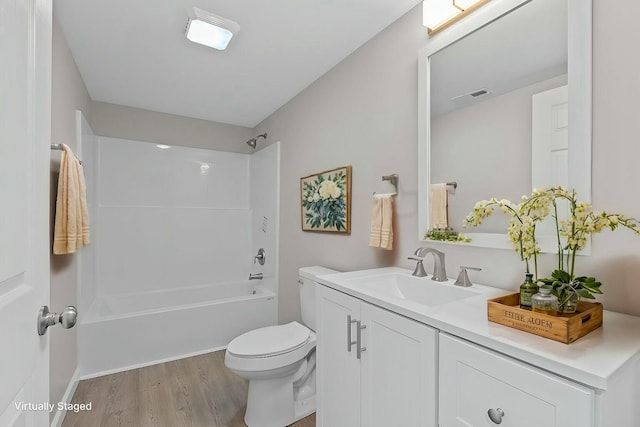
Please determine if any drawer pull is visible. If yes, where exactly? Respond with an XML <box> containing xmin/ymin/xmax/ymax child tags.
<box><xmin>487</xmin><ymin>408</ymin><xmax>505</xmax><ymax>424</ymax></box>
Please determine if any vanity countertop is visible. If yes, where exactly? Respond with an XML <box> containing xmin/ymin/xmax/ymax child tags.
<box><xmin>316</xmin><ymin>267</ymin><xmax>640</xmax><ymax>391</ymax></box>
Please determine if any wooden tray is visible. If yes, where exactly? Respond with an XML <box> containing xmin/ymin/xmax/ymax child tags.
<box><xmin>487</xmin><ymin>293</ymin><xmax>603</xmax><ymax>344</ymax></box>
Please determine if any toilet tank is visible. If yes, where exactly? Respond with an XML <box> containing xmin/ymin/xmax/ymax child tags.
<box><xmin>298</xmin><ymin>266</ymin><xmax>338</xmax><ymax>332</ymax></box>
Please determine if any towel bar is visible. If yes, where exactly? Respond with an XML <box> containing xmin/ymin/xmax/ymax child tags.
<box><xmin>51</xmin><ymin>144</ymin><xmax>82</xmax><ymax>165</ymax></box>
<box><xmin>373</xmin><ymin>174</ymin><xmax>398</xmax><ymax>196</ymax></box>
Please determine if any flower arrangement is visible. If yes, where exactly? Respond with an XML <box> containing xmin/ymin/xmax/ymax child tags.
<box><xmin>465</xmin><ymin>186</ymin><xmax>640</xmax><ymax>311</ymax></box>
<box><xmin>300</xmin><ymin>167</ymin><xmax>350</xmax><ymax>232</ymax></box>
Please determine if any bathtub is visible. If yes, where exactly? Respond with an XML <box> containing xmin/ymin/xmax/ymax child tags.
<box><xmin>79</xmin><ymin>281</ymin><xmax>277</xmax><ymax>378</ymax></box>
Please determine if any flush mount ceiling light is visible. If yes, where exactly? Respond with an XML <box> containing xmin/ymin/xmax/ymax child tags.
<box><xmin>423</xmin><ymin>0</ymin><xmax>491</xmax><ymax>35</ymax></box>
<box><xmin>185</xmin><ymin>7</ymin><xmax>240</xmax><ymax>50</ymax></box>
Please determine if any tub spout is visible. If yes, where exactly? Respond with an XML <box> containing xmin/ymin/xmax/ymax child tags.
<box><xmin>249</xmin><ymin>273</ymin><xmax>263</xmax><ymax>280</ymax></box>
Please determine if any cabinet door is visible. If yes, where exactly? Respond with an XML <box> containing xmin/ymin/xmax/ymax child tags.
<box><xmin>439</xmin><ymin>334</ymin><xmax>594</xmax><ymax>427</ymax></box>
<box><xmin>361</xmin><ymin>303</ymin><xmax>438</xmax><ymax>427</ymax></box>
<box><xmin>316</xmin><ymin>285</ymin><xmax>362</xmax><ymax>427</ymax></box>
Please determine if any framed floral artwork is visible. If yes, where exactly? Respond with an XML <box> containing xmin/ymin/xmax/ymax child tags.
<box><xmin>300</xmin><ymin>166</ymin><xmax>352</xmax><ymax>233</ymax></box>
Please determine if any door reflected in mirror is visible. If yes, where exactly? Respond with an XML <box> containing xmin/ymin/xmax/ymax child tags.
<box><xmin>417</xmin><ymin>0</ymin><xmax>591</xmax><ymax>251</ymax></box>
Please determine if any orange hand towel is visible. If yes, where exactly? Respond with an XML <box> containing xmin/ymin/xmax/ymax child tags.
<box><xmin>369</xmin><ymin>194</ymin><xmax>394</xmax><ymax>250</ymax></box>
<box><xmin>53</xmin><ymin>144</ymin><xmax>90</xmax><ymax>254</ymax></box>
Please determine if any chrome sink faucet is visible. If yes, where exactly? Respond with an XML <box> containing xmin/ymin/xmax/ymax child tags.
<box><xmin>413</xmin><ymin>247</ymin><xmax>447</xmax><ymax>282</ymax></box>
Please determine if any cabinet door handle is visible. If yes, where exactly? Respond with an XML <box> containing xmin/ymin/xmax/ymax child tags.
<box><xmin>487</xmin><ymin>408</ymin><xmax>505</xmax><ymax>424</ymax></box>
<box><xmin>347</xmin><ymin>315</ymin><xmax>357</xmax><ymax>352</ymax></box>
<box><xmin>356</xmin><ymin>321</ymin><xmax>367</xmax><ymax>359</ymax></box>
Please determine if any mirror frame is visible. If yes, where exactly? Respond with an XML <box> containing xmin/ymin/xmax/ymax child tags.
<box><xmin>417</xmin><ymin>0</ymin><xmax>592</xmax><ymax>251</ymax></box>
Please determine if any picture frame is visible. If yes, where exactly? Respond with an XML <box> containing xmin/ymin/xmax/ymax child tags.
<box><xmin>300</xmin><ymin>165</ymin><xmax>352</xmax><ymax>234</ymax></box>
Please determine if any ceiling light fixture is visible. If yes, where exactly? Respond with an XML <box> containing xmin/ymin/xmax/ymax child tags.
<box><xmin>185</xmin><ymin>7</ymin><xmax>240</xmax><ymax>50</ymax></box>
<box><xmin>422</xmin><ymin>0</ymin><xmax>491</xmax><ymax>35</ymax></box>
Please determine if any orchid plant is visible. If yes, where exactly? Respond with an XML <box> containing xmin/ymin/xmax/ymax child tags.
<box><xmin>463</xmin><ymin>189</ymin><xmax>553</xmax><ymax>279</ymax></box>
<box><xmin>464</xmin><ymin>186</ymin><xmax>640</xmax><ymax>311</ymax></box>
<box><xmin>536</xmin><ymin>187</ymin><xmax>640</xmax><ymax>308</ymax></box>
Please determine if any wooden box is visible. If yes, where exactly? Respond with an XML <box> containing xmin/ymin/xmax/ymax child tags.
<box><xmin>487</xmin><ymin>293</ymin><xmax>603</xmax><ymax>344</ymax></box>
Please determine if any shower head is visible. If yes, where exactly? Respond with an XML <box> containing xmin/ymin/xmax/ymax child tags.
<box><xmin>245</xmin><ymin>133</ymin><xmax>267</xmax><ymax>149</ymax></box>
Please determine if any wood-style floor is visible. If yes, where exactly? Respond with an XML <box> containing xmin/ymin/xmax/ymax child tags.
<box><xmin>62</xmin><ymin>350</ymin><xmax>316</xmax><ymax>427</ymax></box>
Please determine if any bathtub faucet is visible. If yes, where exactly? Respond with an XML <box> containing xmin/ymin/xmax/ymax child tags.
<box><xmin>249</xmin><ymin>273</ymin><xmax>263</xmax><ymax>280</ymax></box>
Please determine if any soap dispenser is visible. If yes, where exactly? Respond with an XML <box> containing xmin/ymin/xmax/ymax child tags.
<box><xmin>519</xmin><ymin>273</ymin><xmax>538</xmax><ymax>308</ymax></box>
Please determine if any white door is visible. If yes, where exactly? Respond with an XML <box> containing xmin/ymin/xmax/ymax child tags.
<box><xmin>531</xmin><ymin>84</ymin><xmax>569</xmax><ymax>190</ymax></box>
<box><xmin>316</xmin><ymin>285</ymin><xmax>361</xmax><ymax>427</ymax></box>
<box><xmin>360</xmin><ymin>303</ymin><xmax>438</xmax><ymax>427</ymax></box>
<box><xmin>0</xmin><ymin>0</ymin><xmax>52</xmax><ymax>425</ymax></box>
<box><xmin>532</xmin><ymin>84</ymin><xmax>569</xmax><ymax>236</ymax></box>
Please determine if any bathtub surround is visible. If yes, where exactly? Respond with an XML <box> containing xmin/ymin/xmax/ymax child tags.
<box><xmin>78</xmin><ymin>138</ymin><xmax>279</xmax><ymax>377</ymax></box>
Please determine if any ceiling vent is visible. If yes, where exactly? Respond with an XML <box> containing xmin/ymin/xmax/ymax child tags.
<box><xmin>450</xmin><ymin>88</ymin><xmax>490</xmax><ymax>105</ymax></box>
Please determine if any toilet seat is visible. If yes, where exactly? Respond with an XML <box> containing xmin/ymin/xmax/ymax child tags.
<box><xmin>225</xmin><ymin>322</ymin><xmax>316</xmax><ymax>373</ymax></box>
<box><xmin>227</xmin><ymin>321</ymin><xmax>311</xmax><ymax>358</ymax></box>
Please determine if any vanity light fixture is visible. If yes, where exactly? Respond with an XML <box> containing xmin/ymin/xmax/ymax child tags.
<box><xmin>185</xmin><ymin>7</ymin><xmax>240</xmax><ymax>50</ymax></box>
<box><xmin>422</xmin><ymin>0</ymin><xmax>491</xmax><ymax>35</ymax></box>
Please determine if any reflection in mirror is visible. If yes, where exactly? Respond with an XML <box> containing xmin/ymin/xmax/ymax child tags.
<box><xmin>418</xmin><ymin>0</ymin><xmax>591</xmax><ymax>251</ymax></box>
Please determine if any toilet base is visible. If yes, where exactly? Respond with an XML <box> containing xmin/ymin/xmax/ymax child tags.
<box><xmin>294</xmin><ymin>395</ymin><xmax>315</xmax><ymax>421</ymax></box>
<box><xmin>244</xmin><ymin>376</ymin><xmax>316</xmax><ymax>427</ymax></box>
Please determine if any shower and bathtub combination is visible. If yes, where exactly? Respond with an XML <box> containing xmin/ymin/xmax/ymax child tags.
<box><xmin>77</xmin><ymin>124</ymin><xmax>279</xmax><ymax>377</ymax></box>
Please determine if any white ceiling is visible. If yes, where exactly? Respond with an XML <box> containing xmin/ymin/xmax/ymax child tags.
<box><xmin>430</xmin><ymin>0</ymin><xmax>568</xmax><ymax>117</ymax></box>
<box><xmin>54</xmin><ymin>0</ymin><xmax>422</xmax><ymax>128</ymax></box>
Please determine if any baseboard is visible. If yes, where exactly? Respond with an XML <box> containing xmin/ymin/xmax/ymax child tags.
<box><xmin>79</xmin><ymin>345</ymin><xmax>228</xmax><ymax>380</ymax></box>
<box><xmin>50</xmin><ymin>367</ymin><xmax>80</xmax><ymax>427</ymax></box>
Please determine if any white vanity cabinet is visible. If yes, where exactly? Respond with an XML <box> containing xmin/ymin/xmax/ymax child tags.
<box><xmin>316</xmin><ymin>284</ymin><xmax>438</xmax><ymax>427</ymax></box>
<box><xmin>439</xmin><ymin>333</ymin><xmax>594</xmax><ymax>427</ymax></box>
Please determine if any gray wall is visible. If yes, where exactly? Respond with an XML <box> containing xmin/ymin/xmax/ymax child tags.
<box><xmin>255</xmin><ymin>7</ymin><xmax>427</xmax><ymax>323</ymax></box>
<box><xmin>50</xmin><ymin>18</ymin><xmax>92</xmax><ymax>421</ymax></box>
<box><xmin>91</xmin><ymin>101</ymin><xmax>254</xmax><ymax>153</ymax></box>
<box><xmin>431</xmin><ymin>75</ymin><xmax>567</xmax><ymax>233</ymax></box>
<box><xmin>257</xmin><ymin>1</ymin><xmax>640</xmax><ymax>323</ymax></box>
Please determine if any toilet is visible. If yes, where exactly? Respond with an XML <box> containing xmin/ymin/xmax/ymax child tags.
<box><xmin>224</xmin><ymin>266</ymin><xmax>336</xmax><ymax>427</ymax></box>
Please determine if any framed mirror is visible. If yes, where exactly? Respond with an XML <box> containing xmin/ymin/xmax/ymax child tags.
<box><xmin>418</xmin><ymin>0</ymin><xmax>591</xmax><ymax>251</ymax></box>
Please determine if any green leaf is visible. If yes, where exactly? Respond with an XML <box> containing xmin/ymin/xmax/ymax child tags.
<box><xmin>576</xmin><ymin>288</ymin><xmax>596</xmax><ymax>299</ymax></box>
<box><xmin>551</xmin><ymin>269</ymin><xmax>572</xmax><ymax>283</ymax></box>
<box><xmin>578</xmin><ymin>281</ymin><xmax>603</xmax><ymax>295</ymax></box>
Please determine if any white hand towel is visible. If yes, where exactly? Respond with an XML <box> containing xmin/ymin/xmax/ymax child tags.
<box><xmin>369</xmin><ymin>193</ymin><xmax>394</xmax><ymax>250</ymax></box>
<box><xmin>53</xmin><ymin>144</ymin><xmax>90</xmax><ymax>254</ymax></box>
<box><xmin>430</xmin><ymin>183</ymin><xmax>448</xmax><ymax>229</ymax></box>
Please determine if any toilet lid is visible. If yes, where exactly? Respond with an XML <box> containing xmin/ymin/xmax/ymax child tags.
<box><xmin>227</xmin><ymin>321</ymin><xmax>311</xmax><ymax>358</ymax></box>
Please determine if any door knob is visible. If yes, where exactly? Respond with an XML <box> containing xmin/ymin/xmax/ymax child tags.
<box><xmin>37</xmin><ymin>305</ymin><xmax>78</xmax><ymax>336</ymax></box>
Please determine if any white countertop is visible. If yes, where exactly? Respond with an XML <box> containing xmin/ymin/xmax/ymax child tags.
<box><xmin>315</xmin><ymin>267</ymin><xmax>640</xmax><ymax>390</ymax></box>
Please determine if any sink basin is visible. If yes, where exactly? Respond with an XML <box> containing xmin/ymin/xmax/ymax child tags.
<box><xmin>345</xmin><ymin>272</ymin><xmax>479</xmax><ymax>307</ymax></box>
